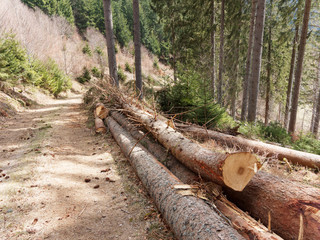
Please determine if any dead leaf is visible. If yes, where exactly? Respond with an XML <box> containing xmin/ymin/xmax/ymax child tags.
<box><xmin>105</xmin><ymin>177</ymin><xmax>115</xmax><ymax>182</ymax></box>
<box><xmin>31</xmin><ymin>218</ymin><xmax>38</xmax><ymax>225</ymax></box>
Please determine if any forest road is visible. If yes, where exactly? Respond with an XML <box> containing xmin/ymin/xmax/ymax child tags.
<box><xmin>0</xmin><ymin>93</ymin><xmax>149</xmax><ymax>240</ymax></box>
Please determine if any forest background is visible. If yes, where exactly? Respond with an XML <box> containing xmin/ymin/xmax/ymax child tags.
<box><xmin>0</xmin><ymin>0</ymin><xmax>320</xmax><ymax>153</ymax></box>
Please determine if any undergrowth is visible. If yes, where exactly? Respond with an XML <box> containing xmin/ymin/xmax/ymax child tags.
<box><xmin>239</xmin><ymin>121</ymin><xmax>320</xmax><ymax>154</ymax></box>
<box><xmin>0</xmin><ymin>34</ymin><xmax>71</xmax><ymax>97</ymax></box>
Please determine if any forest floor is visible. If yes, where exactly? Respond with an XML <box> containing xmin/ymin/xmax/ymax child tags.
<box><xmin>0</xmin><ymin>86</ymin><xmax>174</xmax><ymax>240</ymax></box>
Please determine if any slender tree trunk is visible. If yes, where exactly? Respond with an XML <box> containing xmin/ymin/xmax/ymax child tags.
<box><xmin>313</xmin><ymin>57</ymin><xmax>320</xmax><ymax>137</ymax></box>
<box><xmin>133</xmin><ymin>0</ymin><xmax>142</xmax><ymax>99</ymax></box>
<box><xmin>247</xmin><ymin>0</ymin><xmax>266</xmax><ymax>122</ymax></box>
<box><xmin>265</xmin><ymin>2</ymin><xmax>272</xmax><ymax>126</ymax></box>
<box><xmin>241</xmin><ymin>0</ymin><xmax>257</xmax><ymax>121</ymax></box>
<box><xmin>102</xmin><ymin>0</ymin><xmax>118</xmax><ymax>87</ymax></box>
<box><xmin>288</xmin><ymin>0</ymin><xmax>312</xmax><ymax>133</ymax></box>
<box><xmin>217</xmin><ymin>0</ymin><xmax>225</xmax><ymax>105</ymax></box>
<box><xmin>313</xmin><ymin>88</ymin><xmax>320</xmax><ymax>138</ymax></box>
<box><xmin>310</xmin><ymin>54</ymin><xmax>320</xmax><ymax>132</ymax></box>
<box><xmin>284</xmin><ymin>25</ymin><xmax>299</xmax><ymax>129</ymax></box>
<box><xmin>211</xmin><ymin>0</ymin><xmax>215</xmax><ymax>98</ymax></box>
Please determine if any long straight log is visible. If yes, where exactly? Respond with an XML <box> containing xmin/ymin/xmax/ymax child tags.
<box><xmin>106</xmin><ymin>117</ymin><xmax>245</xmax><ymax>240</ymax></box>
<box><xmin>109</xmin><ymin>111</ymin><xmax>199</xmax><ymax>184</ymax></box>
<box><xmin>121</xmin><ymin>102</ymin><xmax>259</xmax><ymax>191</ymax></box>
<box><xmin>109</xmin><ymin>111</ymin><xmax>283</xmax><ymax>240</ymax></box>
<box><xmin>178</xmin><ymin>125</ymin><xmax>320</xmax><ymax>168</ymax></box>
<box><xmin>225</xmin><ymin>171</ymin><xmax>320</xmax><ymax>240</ymax></box>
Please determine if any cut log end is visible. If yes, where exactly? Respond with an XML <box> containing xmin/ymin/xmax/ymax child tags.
<box><xmin>222</xmin><ymin>152</ymin><xmax>259</xmax><ymax>191</ymax></box>
<box><xmin>95</xmin><ymin>117</ymin><xmax>107</xmax><ymax>133</ymax></box>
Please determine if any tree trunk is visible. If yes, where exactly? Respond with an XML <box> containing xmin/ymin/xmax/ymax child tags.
<box><xmin>284</xmin><ymin>25</ymin><xmax>299</xmax><ymax>130</ymax></box>
<box><xmin>225</xmin><ymin>171</ymin><xmax>320</xmax><ymax>240</ymax></box>
<box><xmin>102</xmin><ymin>0</ymin><xmax>118</xmax><ymax>87</ymax></box>
<box><xmin>120</xmin><ymin>101</ymin><xmax>259</xmax><ymax>191</ymax></box>
<box><xmin>312</xmin><ymin>56</ymin><xmax>320</xmax><ymax>136</ymax></box>
<box><xmin>288</xmin><ymin>0</ymin><xmax>312</xmax><ymax>133</ymax></box>
<box><xmin>211</xmin><ymin>0</ymin><xmax>215</xmax><ymax>98</ymax></box>
<box><xmin>178</xmin><ymin>125</ymin><xmax>320</xmax><ymax>168</ymax></box>
<box><xmin>247</xmin><ymin>0</ymin><xmax>266</xmax><ymax>122</ymax></box>
<box><xmin>241</xmin><ymin>0</ymin><xmax>257</xmax><ymax>121</ymax></box>
<box><xmin>217</xmin><ymin>0</ymin><xmax>225</xmax><ymax>105</ymax></box>
<box><xmin>313</xmin><ymin>87</ymin><xmax>320</xmax><ymax>137</ymax></box>
<box><xmin>106</xmin><ymin>117</ymin><xmax>245</xmax><ymax>240</ymax></box>
<box><xmin>110</xmin><ymin>112</ymin><xmax>283</xmax><ymax>240</ymax></box>
<box><xmin>133</xmin><ymin>0</ymin><xmax>143</xmax><ymax>99</ymax></box>
<box><xmin>265</xmin><ymin>3</ymin><xmax>272</xmax><ymax>126</ymax></box>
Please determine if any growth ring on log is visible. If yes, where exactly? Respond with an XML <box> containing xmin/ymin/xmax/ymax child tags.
<box><xmin>223</xmin><ymin>152</ymin><xmax>259</xmax><ymax>191</ymax></box>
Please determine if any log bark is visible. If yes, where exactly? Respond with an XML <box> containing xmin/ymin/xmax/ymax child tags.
<box><xmin>109</xmin><ymin>111</ymin><xmax>198</xmax><ymax>184</ymax></box>
<box><xmin>95</xmin><ymin>117</ymin><xmax>107</xmax><ymax>133</ymax></box>
<box><xmin>179</xmin><ymin>125</ymin><xmax>320</xmax><ymax>169</ymax></box>
<box><xmin>225</xmin><ymin>171</ymin><xmax>320</xmax><ymax>240</ymax></box>
<box><xmin>109</xmin><ymin>111</ymin><xmax>283</xmax><ymax>240</ymax></box>
<box><xmin>106</xmin><ymin>117</ymin><xmax>245</xmax><ymax>240</ymax></box>
<box><xmin>120</xmin><ymin>102</ymin><xmax>259</xmax><ymax>191</ymax></box>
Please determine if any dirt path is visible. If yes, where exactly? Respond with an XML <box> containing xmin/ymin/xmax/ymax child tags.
<box><xmin>0</xmin><ymin>92</ymin><xmax>171</xmax><ymax>240</ymax></box>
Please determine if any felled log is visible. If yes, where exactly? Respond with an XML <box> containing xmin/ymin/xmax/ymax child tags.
<box><xmin>106</xmin><ymin>117</ymin><xmax>245</xmax><ymax>240</ymax></box>
<box><xmin>109</xmin><ymin>111</ymin><xmax>198</xmax><ymax>184</ymax></box>
<box><xmin>120</xmin><ymin>102</ymin><xmax>259</xmax><ymax>191</ymax></box>
<box><xmin>94</xmin><ymin>103</ymin><xmax>109</xmax><ymax>119</ymax></box>
<box><xmin>109</xmin><ymin>112</ymin><xmax>283</xmax><ymax>240</ymax></box>
<box><xmin>224</xmin><ymin>171</ymin><xmax>320</xmax><ymax>240</ymax></box>
<box><xmin>178</xmin><ymin>124</ymin><xmax>320</xmax><ymax>168</ymax></box>
<box><xmin>94</xmin><ymin>117</ymin><xmax>107</xmax><ymax>133</ymax></box>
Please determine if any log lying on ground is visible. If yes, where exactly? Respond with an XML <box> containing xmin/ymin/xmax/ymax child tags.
<box><xmin>94</xmin><ymin>103</ymin><xmax>109</xmax><ymax>119</ymax></box>
<box><xmin>120</xmin><ymin>102</ymin><xmax>259</xmax><ymax>191</ymax></box>
<box><xmin>94</xmin><ymin>117</ymin><xmax>107</xmax><ymax>133</ymax></box>
<box><xmin>109</xmin><ymin>112</ymin><xmax>283</xmax><ymax>240</ymax></box>
<box><xmin>109</xmin><ymin>111</ymin><xmax>199</xmax><ymax>184</ymax></box>
<box><xmin>106</xmin><ymin>117</ymin><xmax>245</xmax><ymax>240</ymax></box>
<box><xmin>224</xmin><ymin>171</ymin><xmax>320</xmax><ymax>240</ymax></box>
<box><xmin>178</xmin><ymin>124</ymin><xmax>320</xmax><ymax>169</ymax></box>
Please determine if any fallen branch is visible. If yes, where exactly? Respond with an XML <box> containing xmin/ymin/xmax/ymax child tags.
<box><xmin>178</xmin><ymin>125</ymin><xmax>320</xmax><ymax>168</ymax></box>
<box><xmin>106</xmin><ymin>117</ymin><xmax>245</xmax><ymax>240</ymax></box>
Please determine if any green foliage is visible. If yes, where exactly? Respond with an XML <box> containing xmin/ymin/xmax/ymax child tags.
<box><xmin>76</xmin><ymin>67</ymin><xmax>91</xmax><ymax>83</ymax></box>
<box><xmin>82</xmin><ymin>43</ymin><xmax>92</xmax><ymax>56</ymax></box>
<box><xmin>0</xmin><ymin>35</ymin><xmax>29</xmax><ymax>85</ymax></box>
<box><xmin>157</xmin><ymin>68</ymin><xmax>233</xmax><ymax>128</ymax></box>
<box><xmin>239</xmin><ymin>121</ymin><xmax>290</xmax><ymax>145</ymax></box>
<box><xmin>124</xmin><ymin>62</ymin><xmax>133</xmax><ymax>73</ymax></box>
<box><xmin>262</xmin><ymin>122</ymin><xmax>291</xmax><ymax>144</ymax></box>
<box><xmin>117</xmin><ymin>68</ymin><xmax>127</xmax><ymax>82</ymax></box>
<box><xmin>153</xmin><ymin>58</ymin><xmax>159</xmax><ymax>70</ymax></box>
<box><xmin>0</xmin><ymin>35</ymin><xmax>70</xmax><ymax>97</ymax></box>
<box><xmin>30</xmin><ymin>59</ymin><xmax>71</xmax><ymax>97</ymax></box>
<box><xmin>292</xmin><ymin>134</ymin><xmax>320</xmax><ymax>155</ymax></box>
<box><xmin>22</xmin><ymin>0</ymin><xmax>74</xmax><ymax>24</ymax></box>
<box><xmin>91</xmin><ymin>67</ymin><xmax>102</xmax><ymax>78</ymax></box>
